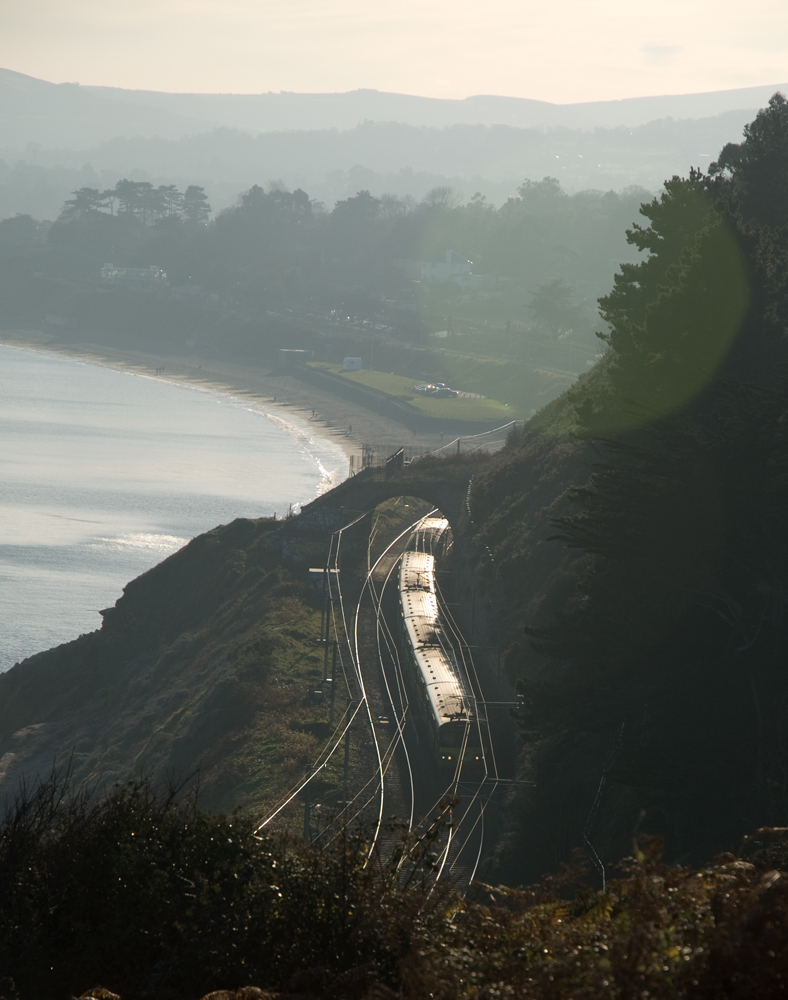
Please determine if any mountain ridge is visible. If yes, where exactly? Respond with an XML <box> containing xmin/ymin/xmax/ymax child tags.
<box><xmin>2</xmin><ymin>65</ymin><xmax>787</xmax><ymax>149</ymax></box>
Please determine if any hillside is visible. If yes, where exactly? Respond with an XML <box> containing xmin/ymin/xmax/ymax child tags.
<box><xmin>0</xmin><ymin>487</ymin><xmax>447</xmax><ymax>823</ymax></box>
<box><xmin>467</xmin><ymin>96</ymin><xmax>788</xmax><ymax>882</ymax></box>
<box><xmin>0</xmin><ymin>517</ymin><xmax>338</xmax><ymax>816</ymax></box>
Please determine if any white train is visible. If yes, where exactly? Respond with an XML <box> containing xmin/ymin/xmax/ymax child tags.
<box><xmin>398</xmin><ymin>519</ymin><xmax>482</xmax><ymax>767</ymax></box>
<box><xmin>408</xmin><ymin>515</ymin><xmax>451</xmax><ymax>557</ymax></box>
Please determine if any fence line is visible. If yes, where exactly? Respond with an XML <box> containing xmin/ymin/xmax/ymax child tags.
<box><xmin>345</xmin><ymin>420</ymin><xmax>522</xmax><ymax>477</ymax></box>
<box><xmin>423</xmin><ymin>420</ymin><xmax>519</xmax><ymax>459</ymax></box>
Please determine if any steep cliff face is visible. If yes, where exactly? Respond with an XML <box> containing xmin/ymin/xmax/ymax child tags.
<box><xmin>0</xmin><ymin>516</ymin><xmax>334</xmax><ymax>813</ymax></box>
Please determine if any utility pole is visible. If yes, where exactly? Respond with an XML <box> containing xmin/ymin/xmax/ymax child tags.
<box><xmin>303</xmin><ymin>765</ymin><xmax>312</xmax><ymax>842</ymax></box>
<box><xmin>329</xmin><ymin>642</ymin><xmax>338</xmax><ymax>725</ymax></box>
<box><xmin>323</xmin><ymin>615</ymin><xmax>332</xmax><ymax>680</ymax></box>
<box><xmin>319</xmin><ymin>568</ymin><xmax>327</xmax><ymax>650</ymax></box>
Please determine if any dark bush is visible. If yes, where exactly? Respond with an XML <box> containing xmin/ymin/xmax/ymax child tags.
<box><xmin>0</xmin><ymin>769</ymin><xmax>440</xmax><ymax>999</ymax></box>
<box><xmin>3</xmin><ymin>771</ymin><xmax>788</xmax><ymax>999</ymax></box>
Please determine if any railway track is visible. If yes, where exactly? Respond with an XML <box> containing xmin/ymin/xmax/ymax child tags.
<box><xmin>256</xmin><ymin>506</ymin><xmax>506</xmax><ymax>894</ymax></box>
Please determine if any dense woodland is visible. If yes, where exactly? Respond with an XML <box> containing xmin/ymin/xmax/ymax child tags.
<box><xmin>0</xmin><ymin>172</ymin><xmax>649</xmax><ymax>380</ymax></box>
<box><xmin>472</xmin><ymin>93</ymin><xmax>788</xmax><ymax>882</ymax></box>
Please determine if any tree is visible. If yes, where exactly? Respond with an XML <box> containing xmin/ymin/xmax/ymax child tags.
<box><xmin>710</xmin><ymin>91</ymin><xmax>788</xmax><ymax>228</ymax></box>
<box><xmin>598</xmin><ymin>171</ymin><xmax>714</xmax><ymax>347</ymax></box>
<box><xmin>331</xmin><ymin>189</ymin><xmax>380</xmax><ymax>225</ymax></box>
<box><xmin>528</xmin><ymin>278</ymin><xmax>580</xmax><ymax>337</ymax></box>
<box><xmin>583</xmin><ymin>171</ymin><xmax>750</xmax><ymax>430</ymax></box>
<box><xmin>183</xmin><ymin>185</ymin><xmax>211</xmax><ymax>224</ymax></box>
<box><xmin>59</xmin><ymin>187</ymin><xmax>103</xmax><ymax>220</ymax></box>
<box><xmin>157</xmin><ymin>184</ymin><xmax>183</xmax><ymax>218</ymax></box>
<box><xmin>0</xmin><ymin>214</ymin><xmax>43</xmax><ymax>258</ymax></box>
<box><xmin>516</xmin><ymin>176</ymin><xmax>567</xmax><ymax>215</ymax></box>
<box><xmin>421</xmin><ymin>186</ymin><xmax>460</xmax><ymax>210</ymax></box>
<box><xmin>101</xmin><ymin>187</ymin><xmax>117</xmax><ymax>216</ymax></box>
<box><xmin>330</xmin><ymin>190</ymin><xmax>381</xmax><ymax>262</ymax></box>
<box><xmin>114</xmin><ymin>178</ymin><xmax>144</xmax><ymax>219</ymax></box>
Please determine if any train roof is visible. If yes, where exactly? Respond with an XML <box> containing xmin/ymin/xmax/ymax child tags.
<box><xmin>399</xmin><ymin>550</ymin><xmax>472</xmax><ymax>724</ymax></box>
<box><xmin>418</xmin><ymin>516</ymin><xmax>449</xmax><ymax>534</ymax></box>
<box><xmin>400</xmin><ymin>550</ymin><xmax>435</xmax><ymax>590</ymax></box>
<box><xmin>413</xmin><ymin>642</ymin><xmax>470</xmax><ymax>724</ymax></box>
<box><xmin>410</xmin><ymin>516</ymin><xmax>449</xmax><ymax>553</ymax></box>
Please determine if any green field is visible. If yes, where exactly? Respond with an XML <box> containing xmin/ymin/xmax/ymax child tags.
<box><xmin>309</xmin><ymin>362</ymin><xmax>515</xmax><ymax>422</ymax></box>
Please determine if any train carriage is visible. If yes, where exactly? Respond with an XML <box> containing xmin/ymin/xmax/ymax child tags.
<box><xmin>409</xmin><ymin>516</ymin><xmax>451</xmax><ymax>557</ymax></box>
<box><xmin>398</xmin><ymin>541</ymin><xmax>483</xmax><ymax>768</ymax></box>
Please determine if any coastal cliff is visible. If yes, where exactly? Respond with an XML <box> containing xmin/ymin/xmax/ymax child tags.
<box><xmin>0</xmin><ymin>516</ymin><xmax>334</xmax><ymax>814</ymax></box>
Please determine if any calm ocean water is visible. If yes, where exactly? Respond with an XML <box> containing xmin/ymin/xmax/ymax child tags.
<box><xmin>0</xmin><ymin>344</ymin><xmax>348</xmax><ymax>671</ymax></box>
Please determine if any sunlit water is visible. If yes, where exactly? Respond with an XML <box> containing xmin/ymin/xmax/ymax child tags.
<box><xmin>0</xmin><ymin>345</ymin><xmax>348</xmax><ymax>671</ymax></box>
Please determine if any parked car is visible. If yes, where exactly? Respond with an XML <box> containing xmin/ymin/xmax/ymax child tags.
<box><xmin>413</xmin><ymin>382</ymin><xmax>459</xmax><ymax>397</ymax></box>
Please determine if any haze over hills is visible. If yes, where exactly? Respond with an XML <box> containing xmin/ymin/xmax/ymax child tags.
<box><xmin>3</xmin><ymin>67</ymin><xmax>787</xmax><ymax>144</ymax></box>
<box><xmin>1</xmin><ymin>66</ymin><xmax>786</xmax><ymax>219</ymax></box>
<box><xmin>83</xmin><ymin>79</ymin><xmax>788</xmax><ymax>133</ymax></box>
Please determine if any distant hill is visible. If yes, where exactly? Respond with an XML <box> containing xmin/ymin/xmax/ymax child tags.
<box><xmin>0</xmin><ymin>68</ymin><xmax>214</xmax><ymax>148</ymax></box>
<box><xmin>84</xmin><ymin>80</ymin><xmax>788</xmax><ymax>132</ymax></box>
<box><xmin>2</xmin><ymin>66</ymin><xmax>787</xmax><ymax>149</ymax></box>
<box><xmin>0</xmin><ymin>68</ymin><xmax>783</xmax><ymax>219</ymax></box>
<box><xmin>0</xmin><ymin>110</ymin><xmax>763</xmax><ymax>221</ymax></box>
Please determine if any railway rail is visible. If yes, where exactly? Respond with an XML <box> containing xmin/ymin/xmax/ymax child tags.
<box><xmin>256</xmin><ymin>505</ymin><xmax>507</xmax><ymax>893</ymax></box>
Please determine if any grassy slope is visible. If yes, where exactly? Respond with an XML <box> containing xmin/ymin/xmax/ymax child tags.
<box><xmin>310</xmin><ymin>348</ymin><xmax>577</xmax><ymax>422</ymax></box>
<box><xmin>0</xmin><ymin>517</ymin><xmax>352</xmax><ymax>823</ymax></box>
<box><xmin>310</xmin><ymin>362</ymin><xmax>515</xmax><ymax>421</ymax></box>
<box><xmin>430</xmin><ymin>350</ymin><xmax>575</xmax><ymax>416</ymax></box>
<box><xmin>369</xmin><ymin>338</ymin><xmax>577</xmax><ymax>417</ymax></box>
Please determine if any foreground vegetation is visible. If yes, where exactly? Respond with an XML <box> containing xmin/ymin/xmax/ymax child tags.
<box><xmin>1</xmin><ymin>773</ymin><xmax>787</xmax><ymax>999</ymax></box>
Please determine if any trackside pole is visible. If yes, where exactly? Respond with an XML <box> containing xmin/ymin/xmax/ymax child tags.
<box><xmin>323</xmin><ymin>615</ymin><xmax>331</xmax><ymax>679</ymax></box>
<box><xmin>329</xmin><ymin>642</ymin><xmax>338</xmax><ymax>725</ymax></box>
<box><xmin>303</xmin><ymin>765</ymin><xmax>312</xmax><ymax>841</ymax></box>
<box><xmin>319</xmin><ymin>569</ymin><xmax>327</xmax><ymax>650</ymax></box>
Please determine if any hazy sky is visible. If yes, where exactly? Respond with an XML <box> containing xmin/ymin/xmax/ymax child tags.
<box><xmin>2</xmin><ymin>0</ymin><xmax>787</xmax><ymax>103</ymax></box>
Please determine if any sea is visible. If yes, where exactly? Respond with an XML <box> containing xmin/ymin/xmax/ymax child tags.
<box><xmin>0</xmin><ymin>344</ymin><xmax>348</xmax><ymax>672</ymax></box>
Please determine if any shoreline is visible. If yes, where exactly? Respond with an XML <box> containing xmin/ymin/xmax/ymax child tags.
<box><xmin>0</xmin><ymin>329</ymin><xmax>450</xmax><ymax>471</ymax></box>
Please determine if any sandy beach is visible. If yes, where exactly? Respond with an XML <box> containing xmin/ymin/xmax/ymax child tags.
<box><xmin>0</xmin><ymin>330</ymin><xmax>452</xmax><ymax>471</ymax></box>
